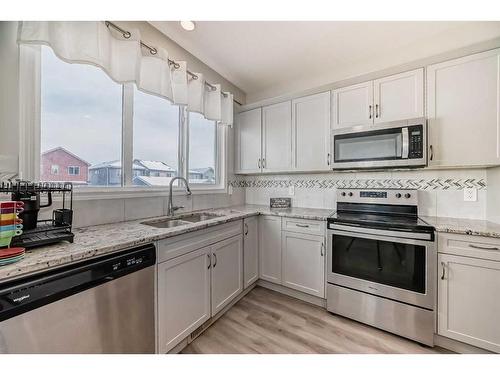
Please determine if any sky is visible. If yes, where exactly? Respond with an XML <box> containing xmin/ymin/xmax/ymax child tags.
<box><xmin>40</xmin><ymin>46</ymin><xmax>215</xmax><ymax>170</ymax></box>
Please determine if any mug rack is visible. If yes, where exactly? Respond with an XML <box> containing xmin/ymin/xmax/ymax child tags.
<box><xmin>0</xmin><ymin>181</ymin><xmax>74</xmax><ymax>248</ymax></box>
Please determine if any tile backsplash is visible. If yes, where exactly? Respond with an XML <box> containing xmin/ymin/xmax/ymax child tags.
<box><xmin>235</xmin><ymin>168</ymin><xmax>488</xmax><ymax>220</ymax></box>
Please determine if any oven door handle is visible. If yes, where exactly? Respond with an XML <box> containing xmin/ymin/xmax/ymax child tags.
<box><xmin>402</xmin><ymin>127</ymin><xmax>409</xmax><ymax>159</ymax></box>
<box><xmin>329</xmin><ymin>223</ymin><xmax>433</xmax><ymax>241</ymax></box>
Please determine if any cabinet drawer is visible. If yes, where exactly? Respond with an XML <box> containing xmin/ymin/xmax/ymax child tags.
<box><xmin>282</xmin><ymin>217</ymin><xmax>325</xmax><ymax>235</ymax></box>
<box><xmin>438</xmin><ymin>233</ymin><xmax>500</xmax><ymax>262</ymax></box>
<box><xmin>157</xmin><ymin>221</ymin><xmax>242</xmax><ymax>263</ymax></box>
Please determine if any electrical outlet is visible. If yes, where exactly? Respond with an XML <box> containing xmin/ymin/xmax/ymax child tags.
<box><xmin>288</xmin><ymin>185</ymin><xmax>295</xmax><ymax>196</ymax></box>
<box><xmin>228</xmin><ymin>185</ymin><xmax>233</xmax><ymax>195</ymax></box>
<box><xmin>464</xmin><ymin>188</ymin><xmax>477</xmax><ymax>202</ymax></box>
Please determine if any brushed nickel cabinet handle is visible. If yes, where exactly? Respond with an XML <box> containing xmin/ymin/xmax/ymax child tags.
<box><xmin>262</xmin><ymin>158</ymin><xmax>266</xmax><ymax>169</ymax></box>
<box><xmin>244</xmin><ymin>223</ymin><xmax>249</xmax><ymax>236</ymax></box>
<box><xmin>207</xmin><ymin>254</ymin><xmax>211</xmax><ymax>269</ymax></box>
<box><xmin>369</xmin><ymin>105</ymin><xmax>372</xmax><ymax>119</ymax></box>
<box><xmin>440</xmin><ymin>261</ymin><xmax>446</xmax><ymax>280</ymax></box>
<box><xmin>295</xmin><ymin>223</ymin><xmax>310</xmax><ymax>228</ymax></box>
<box><xmin>321</xmin><ymin>242</ymin><xmax>324</xmax><ymax>257</ymax></box>
<box><xmin>429</xmin><ymin>145</ymin><xmax>434</xmax><ymax>161</ymax></box>
<box><xmin>469</xmin><ymin>244</ymin><xmax>500</xmax><ymax>251</ymax></box>
<box><xmin>213</xmin><ymin>253</ymin><xmax>217</xmax><ymax>268</ymax></box>
<box><xmin>327</xmin><ymin>153</ymin><xmax>331</xmax><ymax>166</ymax></box>
<box><xmin>375</xmin><ymin>104</ymin><xmax>379</xmax><ymax>118</ymax></box>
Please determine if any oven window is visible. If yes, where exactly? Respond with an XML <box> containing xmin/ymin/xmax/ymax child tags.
<box><xmin>334</xmin><ymin>129</ymin><xmax>402</xmax><ymax>162</ymax></box>
<box><xmin>332</xmin><ymin>234</ymin><xmax>426</xmax><ymax>293</ymax></box>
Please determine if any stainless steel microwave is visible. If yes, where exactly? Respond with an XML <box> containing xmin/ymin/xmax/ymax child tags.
<box><xmin>331</xmin><ymin>118</ymin><xmax>427</xmax><ymax>170</ymax></box>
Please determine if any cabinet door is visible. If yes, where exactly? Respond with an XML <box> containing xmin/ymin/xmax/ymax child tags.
<box><xmin>243</xmin><ymin>216</ymin><xmax>259</xmax><ymax>288</ymax></box>
<box><xmin>293</xmin><ymin>92</ymin><xmax>331</xmax><ymax>171</ymax></box>
<box><xmin>282</xmin><ymin>231</ymin><xmax>325</xmax><ymax>297</ymax></box>
<box><xmin>262</xmin><ymin>101</ymin><xmax>293</xmax><ymax>172</ymax></box>
<box><xmin>235</xmin><ymin>108</ymin><xmax>262</xmax><ymax>173</ymax></box>
<box><xmin>157</xmin><ymin>247</ymin><xmax>211</xmax><ymax>353</ymax></box>
<box><xmin>427</xmin><ymin>49</ymin><xmax>500</xmax><ymax>167</ymax></box>
<box><xmin>332</xmin><ymin>81</ymin><xmax>373</xmax><ymax>128</ymax></box>
<box><xmin>211</xmin><ymin>235</ymin><xmax>243</xmax><ymax>315</ymax></box>
<box><xmin>259</xmin><ymin>215</ymin><xmax>282</xmax><ymax>284</ymax></box>
<box><xmin>438</xmin><ymin>253</ymin><xmax>500</xmax><ymax>353</ymax></box>
<box><xmin>373</xmin><ymin>68</ymin><xmax>424</xmax><ymax>124</ymax></box>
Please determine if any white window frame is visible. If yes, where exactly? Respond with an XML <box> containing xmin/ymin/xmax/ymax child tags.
<box><xmin>67</xmin><ymin>166</ymin><xmax>80</xmax><ymax>176</ymax></box>
<box><xmin>19</xmin><ymin>46</ymin><xmax>228</xmax><ymax>199</ymax></box>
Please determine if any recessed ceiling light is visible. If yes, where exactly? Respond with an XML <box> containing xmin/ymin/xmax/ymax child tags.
<box><xmin>180</xmin><ymin>21</ymin><xmax>196</xmax><ymax>31</ymax></box>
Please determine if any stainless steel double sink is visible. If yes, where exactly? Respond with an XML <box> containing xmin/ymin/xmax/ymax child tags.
<box><xmin>141</xmin><ymin>211</ymin><xmax>230</xmax><ymax>229</ymax></box>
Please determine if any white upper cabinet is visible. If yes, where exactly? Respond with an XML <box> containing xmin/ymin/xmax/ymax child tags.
<box><xmin>262</xmin><ymin>101</ymin><xmax>293</xmax><ymax>172</ymax></box>
<box><xmin>235</xmin><ymin>108</ymin><xmax>262</xmax><ymax>173</ymax></box>
<box><xmin>373</xmin><ymin>68</ymin><xmax>424</xmax><ymax>124</ymax></box>
<box><xmin>292</xmin><ymin>92</ymin><xmax>331</xmax><ymax>171</ymax></box>
<box><xmin>332</xmin><ymin>81</ymin><xmax>374</xmax><ymax>128</ymax></box>
<box><xmin>427</xmin><ymin>49</ymin><xmax>500</xmax><ymax>167</ymax></box>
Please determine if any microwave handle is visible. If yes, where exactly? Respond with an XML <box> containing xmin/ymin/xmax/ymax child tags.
<box><xmin>402</xmin><ymin>127</ymin><xmax>409</xmax><ymax>159</ymax></box>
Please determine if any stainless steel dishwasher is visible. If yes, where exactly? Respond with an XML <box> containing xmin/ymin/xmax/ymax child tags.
<box><xmin>0</xmin><ymin>244</ymin><xmax>156</xmax><ymax>353</ymax></box>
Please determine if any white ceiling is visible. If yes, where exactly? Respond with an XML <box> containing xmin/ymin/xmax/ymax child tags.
<box><xmin>150</xmin><ymin>21</ymin><xmax>500</xmax><ymax>103</ymax></box>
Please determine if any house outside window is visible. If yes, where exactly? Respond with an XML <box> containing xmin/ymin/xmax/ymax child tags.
<box><xmin>50</xmin><ymin>165</ymin><xmax>59</xmax><ymax>175</ymax></box>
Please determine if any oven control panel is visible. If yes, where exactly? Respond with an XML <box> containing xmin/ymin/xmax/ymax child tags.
<box><xmin>337</xmin><ymin>189</ymin><xmax>418</xmax><ymax>206</ymax></box>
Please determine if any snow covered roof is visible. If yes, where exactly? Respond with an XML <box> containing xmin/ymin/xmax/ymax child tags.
<box><xmin>133</xmin><ymin>176</ymin><xmax>174</xmax><ymax>186</ymax></box>
<box><xmin>134</xmin><ymin>160</ymin><xmax>176</xmax><ymax>172</ymax></box>
<box><xmin>89</xmin><ymin>160</ymin><xmax>147</xmax><ymax>170</ymax></box>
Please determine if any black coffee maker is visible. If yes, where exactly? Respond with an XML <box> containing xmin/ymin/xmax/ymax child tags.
<box><xmin>11</xmin><ymin>189</ymin><xmax>52</xmax><ymax>230</ymax></box>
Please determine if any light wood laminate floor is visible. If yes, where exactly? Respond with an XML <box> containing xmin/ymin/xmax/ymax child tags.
<box><xmin>182</xmin><ymin>286</ymin><xmax>451</xmax><ymax>354</ymax></box>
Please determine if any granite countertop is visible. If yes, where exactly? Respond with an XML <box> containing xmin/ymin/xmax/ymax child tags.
<box><xmin>422</xmin><ymin>216</ymin><xmax>500</xmax><ymax>239</ymax></box>
<box><xmin>0</xmin><ymin>205</ymin><xmax>334</xmax><ymax>283</ymax></box>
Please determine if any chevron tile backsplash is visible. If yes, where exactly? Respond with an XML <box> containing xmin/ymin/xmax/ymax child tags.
<box><xmin>230</xmin><ymin>177</ymin><xmax>487</xmax><ymax>190</ymax></box>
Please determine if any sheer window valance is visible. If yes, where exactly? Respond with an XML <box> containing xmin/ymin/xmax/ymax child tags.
<box><xmin>17</xmin><ymin>21</ymin><xmax>234</xmax><ymax>126</ymax></box>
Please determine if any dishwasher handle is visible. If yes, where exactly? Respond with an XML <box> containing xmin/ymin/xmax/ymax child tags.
<box><xmin>0</xmin><ymin>243</ymin><xmax>156</xmax><ymax>322</ymax></box>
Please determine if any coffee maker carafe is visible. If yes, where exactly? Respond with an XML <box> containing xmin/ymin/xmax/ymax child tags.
<box><xmin>11</xmin><ymin>189</ymin><xmax>52</xmax><ymax>230</ymax></box>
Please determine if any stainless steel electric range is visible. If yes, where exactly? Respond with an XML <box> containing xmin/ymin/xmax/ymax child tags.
<box><xmin>326</xmin><ymin>189</ymin><xmax>436</xmax><ymax>346</ymax></box>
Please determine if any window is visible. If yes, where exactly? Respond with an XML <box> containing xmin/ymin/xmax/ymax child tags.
<box><xmin>40</xmin><ymin>46</ymin><xmax>123</xmax><ymax>186</ymax></box>
<box><xmin>68</xmin><ymin>166</ymin><xmax>80</xmax><ymax>175</ymax></box>
<box><xmin>132</xmin><ymin>87</ymin><xmax>180</xmax><ymax>187</ymax></box>
<box><xmin>35</xmin><ymin>46</ymin><xmax>225</xmax><ymax>192</ymax></box>
<box><xmin>188</xmin><ymin>112</ymin><xmax>217</xmax><ymax>185</ymax></box>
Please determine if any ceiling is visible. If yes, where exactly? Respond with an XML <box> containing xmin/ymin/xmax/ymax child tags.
<box><xmin>150</xmin><ymin>21</ymin><xmax>500</xmax><ymax>103</ymax></box>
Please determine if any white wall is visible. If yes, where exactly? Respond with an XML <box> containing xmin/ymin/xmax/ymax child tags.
<box><xmin>244</xmin><ymin>169</ymin><xmax>488</xmax><ymax>220</ymax></box>
<box><xmin>487</xmin><ymin>167</ymin><xmax>500</xmax><ymax>224</ymax></box>
<box><xmin>0</xmin><ymin>21</ymin><xmax>20</xmax><ymax>178</ymax></box>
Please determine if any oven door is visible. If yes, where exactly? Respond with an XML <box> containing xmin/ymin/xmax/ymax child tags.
<box><xmin>327</xmin><ymin>224</ymin><xmax>436</xmax><ymax>309</ymax></box>
<box><xmin>331</xmin><ymin>120</ymin><xmax>426</xmax><ymax>170</ymax></box>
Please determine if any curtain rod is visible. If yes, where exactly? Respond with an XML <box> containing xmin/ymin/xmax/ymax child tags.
<box><xmin>105</xmin><ymin>21</ymin><xmax>231</xmax><ymax>98</ymax></box>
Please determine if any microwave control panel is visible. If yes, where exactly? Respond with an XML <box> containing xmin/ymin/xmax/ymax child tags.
<box><xmin>408</xmin><ymin>125</ymin><xmax>424</xmax><ymax>159</ymax></box>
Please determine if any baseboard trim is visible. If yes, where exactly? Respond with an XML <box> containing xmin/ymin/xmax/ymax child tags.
<box><xmin>257</xmin><ymin>280</ymin><xmax>326</xmax><ymax>308</ymax></box>
<box><xmin>434</xmin><ymin>334</ymin><xmax>493</xmax><ymax>354</ymax></box>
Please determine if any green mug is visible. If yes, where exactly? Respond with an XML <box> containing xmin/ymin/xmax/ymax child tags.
<box><xmin>0</xmin><ymin>229</ymin><xmax>22</xmax><ymax>238</ymax></box>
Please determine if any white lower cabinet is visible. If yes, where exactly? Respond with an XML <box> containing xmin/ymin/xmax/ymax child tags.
<box><xmin>157</xmin><ymin>247</ymin><xmax>211</xmax><ymax>353</ymax></box>
<box><xmin>157</xmin><ymin>223</ymin><xmax>244</xmax><ymax>353</ymax></box>
<box><xmin>438</xmin><ymin>253</ymin><xmax>500</xmax><ymax>352</ymax></box>
<box><xmin>259</xmin><ymin>216</ymin><xmax>283</xmax><ymax>283</ymax></box>
<box><xmin>282</xmin><ymin>231</ymin><xmax>325</xmax><ymax>298</ymax></box>
<box><xmin>211</xmin><ymin>235</ymin><xmax>244</xmax><ymax>315</ymax></box>
<box><xmin>243</xmin><ymin>216</ymin><xmax>259</xmax><ymax>288</ymax></box>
